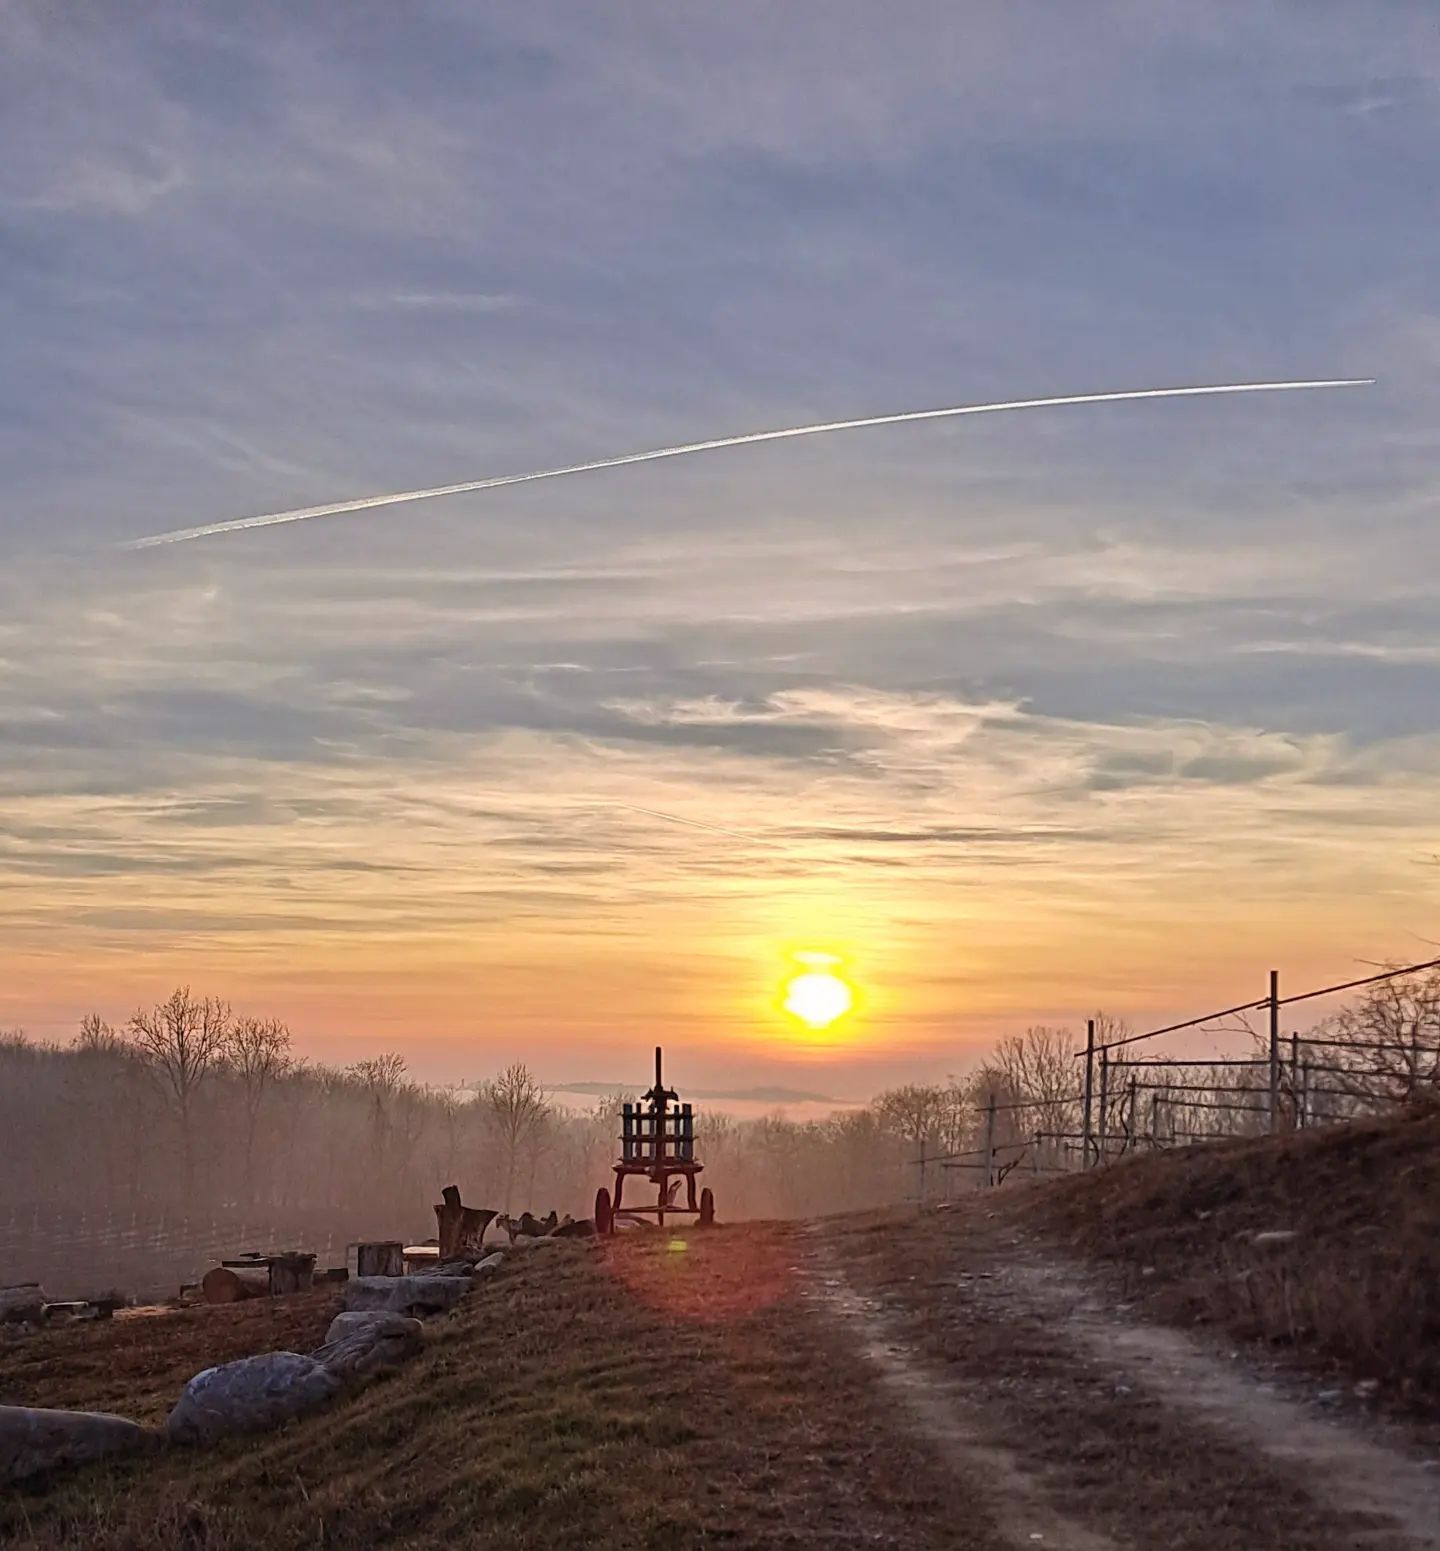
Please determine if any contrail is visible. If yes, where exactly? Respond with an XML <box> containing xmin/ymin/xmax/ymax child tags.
<box><xmin>606</xmin><ymin>802</ymin><xmax>799</xmax><ymax>853</ymax></box>
<box><xmin>124</xmin><ymin>378</ymin><xmax>1373</xmax><ymax>549</ymax></box>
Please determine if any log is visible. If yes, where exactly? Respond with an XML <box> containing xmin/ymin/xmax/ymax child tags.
<box><xmin>347</xmin><ymin>1241</ymin><xmax>404</xmax><ymax>1278</ymax></box>
<box><xmin>267</xmin><ymin>1252</ymin><xmax>315</xmax><ymax>1296</ymax></box>
<box><xmin>201</xmin><ymin>1266</ymin><xmax>270</xmax><ymax>1304</ymax></box>
<box><xmin>434</xmin><ymin>1185</ymin><xmax>497</xmax><ymax>1260</ymax></box>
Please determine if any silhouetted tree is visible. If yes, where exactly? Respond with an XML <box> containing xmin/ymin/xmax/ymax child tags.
<box><xmin>126</xmin><ymin>988</ymin><xmax>230</xmax><ymax>1203</ymax></box>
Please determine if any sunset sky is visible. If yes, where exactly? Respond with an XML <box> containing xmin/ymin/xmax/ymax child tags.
<box><xmin>4</xmin><ymin>4</ymin><xmax>1439</xmax><ymax>1095</ymax></box>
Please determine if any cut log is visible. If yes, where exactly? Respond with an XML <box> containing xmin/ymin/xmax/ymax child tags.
<box><xmin>434</xmin><ymin>1185</ymin><xmax>498</xmax><ymax>1260</ymax></box>
<box><xmin>346</xmin><ymin>1241</ymin><xmax>404</xmax><ymax>1278</ymax></box>
<box><xmin>201</xmin><ymin>1266</ymin><xmax>270</xmax><ymax>1304</ymax></box>
<box><xmin>267</xmin><ymin>1252</ymin><xmax>316</xmax><ymax>1296</ymax></box>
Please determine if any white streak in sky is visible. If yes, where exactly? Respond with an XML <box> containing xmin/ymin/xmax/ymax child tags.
<box><xmin>124</xmin><ymin>379</ymin><xmax>1374</xmax><ymax>549</ymax></box>
<box><xmin>606</xmin><ymin>803</ymin><xmax>799</xmax><ymax>853</ymax></box>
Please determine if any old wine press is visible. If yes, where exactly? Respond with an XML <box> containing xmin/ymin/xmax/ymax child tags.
<box><xmin>594</xmin><ymin>1046</ymin><xmax>714</xmax><ymax>1235</ymax></box>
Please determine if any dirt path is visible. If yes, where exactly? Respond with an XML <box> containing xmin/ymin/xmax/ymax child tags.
<box><xmin>811</xmin><ymin>1213</ymin><xmax>1440</xmax><ymax>1551</ymax></box>
<box><xmin>808</xmin><ymin>1251</ymin><xmax>1119</xmax><ymax>1551</ymax></box>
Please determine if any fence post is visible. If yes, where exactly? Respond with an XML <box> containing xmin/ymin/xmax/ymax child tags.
<box><xmin>1289</xmin><ymin>1032</ymin><xmax>1300</xmax><ymax>1130</ymax></box>
<box><xmin>1081</xmin><ymin>1017</ymin><xmax>1096</xmax><ymax>1168</ymax></box>
<box><xmin>982</xmin><ymin>1093</ymin><xmax>996</xmax><ymax>1188</ymax></box>
<box><xmin>1097</xmin><ymin>1050</ymin><xmax>1109</xmax><ymax>1163</ymax></box>
<box><xmin>1268</xmin><ymin>968</ymin><xmax>1280</xmax><ymax>1135</ymax></box>
<box><xmin>917</xmin><ymin>1136</ymin><xmax>927</xmax><ymax>1213</ymax></box>
<box><xmin>1126</xmin><ymin>1076</ymin><xmax>1137</xmax><ymax>1154</ymax></box>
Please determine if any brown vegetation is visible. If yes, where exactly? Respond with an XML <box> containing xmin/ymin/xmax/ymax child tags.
<box><xmin>1023</xmin><ymin>1098</ymin><xmax>1440</xmax><ymax>1409</ymax></box>
<box><xmin>0</xmin><ymin>1231</ymin><xmax>969</xmax><ymax>1551</ymax></box>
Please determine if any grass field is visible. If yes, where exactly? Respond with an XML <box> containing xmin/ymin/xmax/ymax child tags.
<box><xmin>0</xmin><ymin>1229</ymin><xmax>963</xmax><ymax>1551</ymax></box>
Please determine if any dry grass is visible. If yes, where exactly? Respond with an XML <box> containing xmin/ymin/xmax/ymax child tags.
<box><xmin>1022</xmin><ymin>1099</ymin><xmax>1440</xmax><ymax>1409</ymax></box>
<box><xmin>824</xmin><ymin>1206</ymin><xmax>1426</xmax><ymax>1551</ymax></box>
<box><xmin>0</xmin><ymin>1227</ymin><xmax>976</xmax><ymax>1551</ymax></box>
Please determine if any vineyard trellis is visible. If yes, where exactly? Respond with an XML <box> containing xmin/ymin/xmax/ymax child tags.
<box><xmin>913</xmin><ymin>953</ymin><xmax>1440</xmax><ymax>1197</ymax></box>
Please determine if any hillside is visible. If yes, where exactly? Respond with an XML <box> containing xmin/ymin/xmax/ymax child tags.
<box><xmin>0</xmin><ymin>1230</ymin><xmax>957</xmax><ymax>1551</ymax></box>
<box><xmin>4</xmin><ymin>1114</ymin><xmax>1438</xmax><ymax>1550</ymax></box>
<box><xmin>1023</xmin><ymin>1099</ymin><xmax>1440</xmax><ymax>1409</ymax></box>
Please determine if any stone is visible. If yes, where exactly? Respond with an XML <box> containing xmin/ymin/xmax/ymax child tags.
<box><xmin>471</xmin><ymin>1253</ymin><xmax>504</xmax><ymax>1276</ymax></box>
<box><xmin>311</xmin><ymin>1313</ymin><xmax>422</xmax><ymax>1383</ymax></box>
<box><xmin>166</xmin><ymin>1352</ymin><xmax>342</xmax><ymax>1444</ymax></box>
<box><xmin>0</xmin><ymin>1405</ymin><xmax>152</xmax><ymax>1483</ymax></box>
<box><xmin>341</xmin><ymin>1274</ymin><xmax>470</xmax><ymax>1317</ymax></box>
<box><xmin>0</xmin><ymin>1284</ymin><xmax>46</xmax><ymax>1324</ymax></box>
<box><xmin>1251</xmin><ymin>1230</ymin><xmax>1298</xmax><ymax>1247</ymax></box>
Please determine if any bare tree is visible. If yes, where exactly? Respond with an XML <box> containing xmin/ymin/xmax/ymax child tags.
<box><xmin>74</xmin><ymin>1013</ymin><xmax>127</xmax><ymax>1056</ymax></box>
<box><xmin>225</xmin><ymin>1016</ymin><xmax>292</xmax><ymax>1205</ymax></box>
<box><xmin>1316</xmin><ymin>967</ymin><xmax>1440</xmax><ymax>1108</ymax></box>
<box><xmin>126</xmin><ymin>988</ymin><xmax>230</xmax><ymax>1203</ymax></box>
<box><xmin>982</xmin><ymin>1025</ymin><xmax>1081</xmax><ymax>1160</ymax></box>
<box><xmin>476</xmin><ymin>1062</ymin><xmax>551</xmax><ymax>1210</ymax></box>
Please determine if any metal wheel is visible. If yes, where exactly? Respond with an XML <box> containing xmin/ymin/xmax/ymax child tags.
<box><xmin>594</xmin><ymin>1186</ymin><xmax>614</xmax><ymax>1236</ymax></box>
<box><xmin>698</xmin><ymin>1186</ymin><xmax>715</xmax><ymax>1227</ymax></box>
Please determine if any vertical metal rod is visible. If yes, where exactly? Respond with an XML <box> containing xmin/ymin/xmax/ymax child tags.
<box><xmin>1290</xmin><ymin>1032</ymin><xmax>1300</xmax><ymax>1131</ymax></box>
<box><xmin>1268</xmin><ymin>969</ymin><xmax>1280</xmax><ymax>1135</ymax></box>
<box><xmin>1081</xmin><ymin>1017</ymin><xmax>1096</xmax><ymax>1168</ymax></box>
<box><xmin>1126</xmin><ymin>1076</ymin><xmax>1137</xmax><ymax>1154</ymax></box>
<box><xmin>917</xmin><ymin>1136</ymin><xmax>927</xmax><ymax>1213</ymax></box>
<box><xmin>1097</xmin><ymin>1050</ymin><xmax>1110</xmax><ymax>1163</ymax></box>
<box><xmin>982</xmin><ymin>1093</ymin><xmax>996</xmax><ymax>1189</ymax></box>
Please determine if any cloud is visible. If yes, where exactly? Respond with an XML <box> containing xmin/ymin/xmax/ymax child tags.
<box><xmin>2</xmin><ymin>3</ymin><xmax>1439</xmax><ymax>1079</ymax></box>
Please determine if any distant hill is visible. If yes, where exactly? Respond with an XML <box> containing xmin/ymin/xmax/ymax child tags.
<box><xmin>553</xmin><ymin>1080</ymin><xmax>846</xmax><ymax>1106</ymax></box>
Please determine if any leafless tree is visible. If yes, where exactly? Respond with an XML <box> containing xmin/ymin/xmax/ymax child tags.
<box><xmin>126</xmin><ymin>988</ymin><xmax>230</xmax><ymax>1202</ymax></box>
<box><xmin>476</xmin><ymin>1062</ymin><xmax>551</xmax><ymax>1209</ymax></box>
<box><xmin>225</xmin><ymin>1016</ymin><xmax>292</xmax><ymax>1205</ymax></box>
<box><xmin>1314</xmin><ymin>967</ymin><xmax>1440</xmax><ymax>1108</ymax></box>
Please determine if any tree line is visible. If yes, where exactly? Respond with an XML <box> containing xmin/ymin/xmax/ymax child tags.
<box><xmin>1</xmin><ymin>970</ymin><xmax>1432</xmax><ymax>1237</ymax></box>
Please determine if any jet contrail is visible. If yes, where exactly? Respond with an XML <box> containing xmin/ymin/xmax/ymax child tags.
<box><xmin>124</xmin><ymin>378</ymin><xmax>1373</xmax><ymax>549</ymax></box>
<box><xmin>606</xmin><ymin>802</ymin><xmax>799</xmax><ymax>853</ymax></box>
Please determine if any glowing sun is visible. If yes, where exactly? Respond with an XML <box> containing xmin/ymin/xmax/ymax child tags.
<box><xmin>782</xmin><ymin>955</ymin><xmax>855</xmax><ymax>1029</ymax></box>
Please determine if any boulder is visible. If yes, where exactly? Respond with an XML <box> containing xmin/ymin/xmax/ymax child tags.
<box><xmin>472</xmin><ymin>1253</ymin><xmax>504</xmax><ymax>1276</ymax></box>
<box><xmin>0</xmin><ymin>1405</ymin><xmax>152</xmax><ymax>1483</ymax></box>
<box><xmin>430</xmin><ymin>1260</ymin><xmax>478</xmax><ymax>1279</ymax></box>
<box><xmin>323</xmin><ymin>1309</ymin><xmax>409</xmax><ymax>1344</ymax></box>
<box><xmin>166</xmin><ymin>1352</ymin><xmax>341</xmax><ymax>1445</ymax></box>
<box><xmin>0</xmin><ymin>1284</ymin><xmax>45</xmax><ymax>1324</ymax></box>
<box><xmin>311</xmin><ymin>1313</ymin><xmax>422</xmax><ymax>1383</ymax></box>
<box><xmin>341</xmin><ymin>1274</ymin><xmax>470</xmax><ymax>1317</ymax></box>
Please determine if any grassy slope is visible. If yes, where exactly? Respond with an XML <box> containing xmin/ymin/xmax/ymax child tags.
<box><xmin>1022</xmin><ymin>1100</ymin><xmax>1440</xmax><ymax>1408</ymax></box>
<box><xmin>1</xmin><ymin>1227</ymin><xmax>969</xmax><ymax>1551</ymax></box>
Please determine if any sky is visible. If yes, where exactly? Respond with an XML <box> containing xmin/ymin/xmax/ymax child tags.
<box><xmin>3</xmin><ymin>1</ymin><xmax>1440</xmax><ymax>1096</ymax></box>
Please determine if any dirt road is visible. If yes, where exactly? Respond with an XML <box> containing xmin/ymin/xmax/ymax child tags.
<box><xmin>809</xmin><ymin>1209</ymin><xmax>1440</xmax><ymax>1551</ymax></box>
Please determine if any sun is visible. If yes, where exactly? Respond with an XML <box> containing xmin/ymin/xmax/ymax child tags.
<box><xmin>781</xmin><ymin>954</ymin><xmax>856</xmax><ymax>1030</ymax></box>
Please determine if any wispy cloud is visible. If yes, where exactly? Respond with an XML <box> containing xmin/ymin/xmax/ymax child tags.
<box><xmin>1</xmin><ymin>2</ymin><xmax>1438</xmax><ymax>1084</ymax></box>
